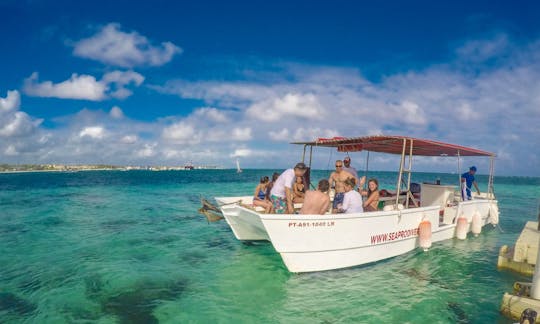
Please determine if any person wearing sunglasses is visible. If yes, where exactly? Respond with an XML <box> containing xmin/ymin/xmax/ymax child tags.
<box><xmin>328</xmin><ymin>160</ymin><xmax>362</xmax><ymax>213</ymax></box>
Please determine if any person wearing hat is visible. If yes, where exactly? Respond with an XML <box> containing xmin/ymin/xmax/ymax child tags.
<box><xmin>270</xmin><ymin>162</ymin><xmax>308</xmax><ymax>214</ymax></box>
<box><xmin>461</xmin><ymin>166</ymin><xmax>480</xmax><ymax>200</ymax></box>
<box><xmin>343</xmin><ymin>156</ymin><xmax>359</xmax><ymax>183</ymax></box>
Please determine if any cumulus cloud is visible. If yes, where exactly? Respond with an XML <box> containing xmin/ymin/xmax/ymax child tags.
<box><xmin>162</xmin><ymin>121</ymin><xmax>199</xmax><ymax>143</ymax></box>
<box><xmin>0</xmin><ymin>90</ymin><xmax>20</xmax><ymax>112</ymax></box>
<box><xmin>120</xmin><ymin>135</ymin><xmax>138</xmax><ymax>144</ymax></box>
<box><xmin>110</xmin><ymin>106</ymin><xmax>124</xmax><ymax>119</ymax></box>
<box><xmin>230</xmin><ymin>148</ymin><xmax>252</xmax><ymax>158</ymax></box>
<box><xmin>24</xmin><ymin>72</ymin><xmax>107</xmax><ymax>100</ymax></box>
<box><xmin>193</xmin><ymin>107</ymin><xmax>229</xmax><ymax>123</ymax></box>
<box><xmin>247</xmin><ymin>93</ymin><xmax>325</xmax><ymax>121</ymax></box>
<box><xmin>79</xmin><ymin>126</ymin><xmax>105</xmax><ymax>139</ymax></box>
<box><xmin>73</xmin><ymin>23</ymin><xmax>182</xmax><ymax>67</ymax></box>
<box><xmin>0</xmin><ymin>90</ymin><xmax>42</xmax><ymax>138</ymax></box>
<box><xmin>1</xmin><ymin>33</ymin><xmax>540</xmax><ymax>175</ymax></box>
<box><xmin>23</xmin><ymin>71</ymin><xmax>144</xmax><ymax>101</ymax></box>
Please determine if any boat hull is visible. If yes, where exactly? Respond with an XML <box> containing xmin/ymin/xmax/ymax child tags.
<box><xmin>216</xmin><ymin>196</ymin><xmax>498</xmax><ymax>273</ymax></box>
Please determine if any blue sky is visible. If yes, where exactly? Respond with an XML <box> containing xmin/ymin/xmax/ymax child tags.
<box><xmin>1</xmin><ymin>0</ymin><xmax>539</xmax><ymax>176</ymax></box>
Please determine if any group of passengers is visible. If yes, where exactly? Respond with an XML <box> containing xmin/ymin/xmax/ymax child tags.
<box><xmin>252</xmin><ymin>158</ymin><xmax>380</xmax><ymax>215</ymax></box>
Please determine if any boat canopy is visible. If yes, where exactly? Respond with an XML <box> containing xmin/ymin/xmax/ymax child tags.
<box><xmin>292</xmin><ymin>135</ymin><xmax>495</xmax><ymax>157</ymax></box>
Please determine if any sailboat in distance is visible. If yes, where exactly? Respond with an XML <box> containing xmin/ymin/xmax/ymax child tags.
<box><xmin>236</xmin><ymin>158</ymin><xmax>242</xmax><ymax>173</ymax></box>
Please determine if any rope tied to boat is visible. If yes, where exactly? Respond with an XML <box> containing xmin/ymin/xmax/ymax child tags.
<box><xmin>198</xmin><ymin>197</ymin><xmax>242</xmax><ymax>223</ymax></box>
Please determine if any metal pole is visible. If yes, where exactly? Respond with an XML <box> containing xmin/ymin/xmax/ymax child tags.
<box><xmin>405</xmin><ymin>139</ymin><xmax>413</xmax><ymax>208</ymax></box>
<box><xmin>457</xmin><ymin>151</ymin><xmax>462</xmax><ymax>199</ymax></box>
<box><xmin>396</xmin><ymin>139</ymin><xmax>406</xmax><ymax>207</ymax></box>
<box><xmin>364</xmin><ymin>151</ymin><xmax>370</xmax><ymax>190</ymax></box>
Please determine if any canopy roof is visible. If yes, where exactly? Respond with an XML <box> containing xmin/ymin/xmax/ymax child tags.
<box><xmin>292</xmin><ymin>135</ymin><xmax>495</xmax><ymax>157</ymax></box>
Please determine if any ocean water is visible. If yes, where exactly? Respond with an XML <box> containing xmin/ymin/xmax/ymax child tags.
<box><xmin>1</xmin><ymin>169</ymin><xmax>539</xmax><ymax>323</ymax></box>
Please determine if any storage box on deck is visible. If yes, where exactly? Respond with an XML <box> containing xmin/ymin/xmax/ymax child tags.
<box><xmin>420</xmin><ymin>183</ymin><xmax>455</xmax><ymax>210</ymax></box>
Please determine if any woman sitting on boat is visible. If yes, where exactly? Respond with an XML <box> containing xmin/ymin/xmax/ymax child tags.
<box><xmin>362</xmin><ymin>178</ymin><xmax>380</xmax><ymax>212</ymax></box>
<box><xmin>253</xmin><ymin>176</ymin><xmax>272</xmax><ymax>213</ymax></box>
<box><xmin>339</xmin><ymin>177</ymin><xmax>364</xmax><ymax>213</ymax></box>
<box><xmin>293</xmin><ymin>176</ymin><xmax>305</xmax><ymax>204</ymax></box>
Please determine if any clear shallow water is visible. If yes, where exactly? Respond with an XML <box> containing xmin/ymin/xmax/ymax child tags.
<box><xmin>0</xmin><ymin>170</ymin><xmax>539</xmax><ymax>323</ymax></box>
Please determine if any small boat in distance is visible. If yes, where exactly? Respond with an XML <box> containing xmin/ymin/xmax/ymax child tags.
<box><xmin>184</xmin><ymin>161</ymin><xmax>194</xmax><ymax>170</ymax></box>
<box><xmin>215</xmin><ymin>135</ymin><xmax>500</xmax><ymax>273</ymax></box>
<box><xmin>236</xmin><ymin>158</ymin><xmax>242</xmax><ymax>173</ymax></box>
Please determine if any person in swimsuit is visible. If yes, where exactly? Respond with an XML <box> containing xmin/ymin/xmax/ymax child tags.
<box><xmin>293</xmin><ymin>176</ymin><xmax>305</xmax><ymax>204</ymax></box>
<box><xmin>362</xmin><ymin>178</ymin><xmax>380</xmax><ymax>212</ymax></box>
<box><xmin>253</xmin><ymin>176</ymin><xmax>272</xmax><ymax>213</ymax></box>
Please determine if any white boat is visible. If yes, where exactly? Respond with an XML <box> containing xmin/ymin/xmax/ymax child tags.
<box><xmin>215</xmin><ymin>135</ymin><xmax>500</xmax><ymax>273</ymax></box>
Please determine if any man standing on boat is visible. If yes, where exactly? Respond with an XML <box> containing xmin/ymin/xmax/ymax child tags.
<box><xmin>270</xmin><ymin>162</ymin><xmax>308</xmax><ymax>214</ymax></box>
<box><xmin>461</xmin><ymin>166</ymin><xmax>481</xmax><ymax>200</ymax></box>
<box><xmin>343</xmin><ymin>156</ymin><xmax>359</xmax><ymax>184</ymax></box>
<box><xmin>329</xmin><ymin>160</ymin><xmax>365</xmax><ymax>212</ymax></box>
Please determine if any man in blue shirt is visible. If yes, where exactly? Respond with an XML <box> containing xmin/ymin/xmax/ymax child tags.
<box><xmin>461</xmin><ymin>166</ymin><xmax>480</xmax><ymax>200</ymax></box>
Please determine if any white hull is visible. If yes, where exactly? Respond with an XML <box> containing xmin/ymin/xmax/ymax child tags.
<box><xmin>216</xmin><ymin>196</ymin><xmax>499</xmax><ymax>273</ymax></box>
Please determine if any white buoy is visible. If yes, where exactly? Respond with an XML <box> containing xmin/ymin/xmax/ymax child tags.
<box><xmin>471</xmin><ymin>211</ymin><xmax>482</xmax><ymax>237</ymax></box>
<box><xmin>418</xmin><ymin>220</ymin><xmax>432</xmax><ymax>251</ymax></box>
<box><xmin>489</xmin><ymin>204</ymin><xmax>500</xmax><ymax>225</ymax></box>
<box><xmin>456</xmin><ymin>214</ymin><xmax>468</xmax><ymax>240</ymax></box>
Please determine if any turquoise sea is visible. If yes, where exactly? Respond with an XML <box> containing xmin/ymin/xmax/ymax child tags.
<box><xmin>1</xmin><ymin>169</ymin><xmax>539</xmax><ymax>323</ymax></box>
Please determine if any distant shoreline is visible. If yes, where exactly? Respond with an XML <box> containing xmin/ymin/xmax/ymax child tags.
<box><xmin>0</xmin><ymin>164</ymin><xmax>223</xmax><ymax>173</ymax></box>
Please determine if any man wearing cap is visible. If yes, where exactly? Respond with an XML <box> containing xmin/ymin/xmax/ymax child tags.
<box><xmin>461</xmin><ymin>166</ymin><xmax>480</xmax><ymax>200</ymax></box>
<box><xmin>270</xmin><ymin>162</ymin><xmax>308</xmax><ymax>214</ymax></box>
<box><xmin>343</xmin><ymin>156</ymin><xmax>359</xmax><ymax>184</ymax></box>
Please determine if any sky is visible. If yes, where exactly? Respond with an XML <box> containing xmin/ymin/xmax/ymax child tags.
<box><xmin>1</xmin><ymin>0</ymin><xmax>539</xmax><ymax>176</ymax></box>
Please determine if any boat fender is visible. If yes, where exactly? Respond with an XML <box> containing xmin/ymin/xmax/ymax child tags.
<box><xmin>471</xmin><ymin>211</ymin><xmax>482</xmax><ymax>237</ymax></box>
<box><xmin>489</xmin><ymin>204</ymin><xmax>499</xmax><ymax>225</ymax></box>
<box><xmin>418</xmin><ymin>220</ymin><xmax>432</xmax><ymax>251</ymax></box>
<box><xmin>456</xmin><ymin>214</ymin><xmax>468</xmax><ymax>240</ymax></box>
<box><xmin>383</xmin><ymin>205</ymin><xmax>394</xmax><ymax>211</ymax></box>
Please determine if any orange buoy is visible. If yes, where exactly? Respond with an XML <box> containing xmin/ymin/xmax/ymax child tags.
<box><xmin>418</xmin><ymin>220</ymin><xmax>432</xmax><ymax>251</ymax></box>
<box><xmin>456</xmin><ymin>214</ymin><xmax>468</xmax><ymax>240</ymax></box>
<box><xmin>471</xmin><ymin>211</ymin><xmax>482</xmax><ymax>237</ymax></box>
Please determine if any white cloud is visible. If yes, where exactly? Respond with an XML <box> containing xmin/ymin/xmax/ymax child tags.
<box><xmin>23</xmin><ymin>71</ymin><xmax>144</xmax><ymax>101</ymax></box>
<box><xmin>231</xmin><ymin>127</ymin><xmax>252</xmax><ymax>141</ymax></box>
<box><xmin>137</xmin><ymin>143</ymin><xmax>156</xmax><ymax>158</ymax></box>
<box><xmin>0</xmin><ymin>90</ymin><xmax>42</xmax><ymax>138</ymax></box>
<box><xmin>73</xmin><ymin>23</ymin><xmax>182</xmax><ymax>67</ymax></box>
<box><xmin>0</xmin><ymin>90</ymin><xmax>20</xmax><ymax>112</ymax></box>
<box><xmin>246</xmin><ymin>93</ymin><xmax>325</xmax><ymax>122</ymax></box>
<box><xmin>193</xmin><ymin>107</ymin><xmax>229</xmax><ymax>123</ymax></box>
<box><xmin>455</xmin><ymin>34</ymin><xmax>510</xmax><ymax>63</ymax></box>
<box><xmin>162</xmin><ymin>121</ymin><xmax>199</xmax><ymax>143</ymax></box>
<box><xmin>24</xmin><ymin>72</ymin><xmax>107</xmax><ymax>101</ymax></box>
<box><xmin>79</xmin><ymin>126</ymin><xmax>105</xmax><ymax>139</ymax></box>
<box><xmin>110</xmin><ymin>106</ymin><xmax>125</xmax><ymax>119</ymax></box>
<box><xmin>120</xmin><ymin>134</ymin><xmax>138</xmax><ymax>144</ymax></box>
<box><xmin>269</xmin><ymin>128</ymin><xmax>290</xmax><ymax>141</ymax></box>
<box><xmin>4</xmin><ymin>145</ymin><xmax>18</xmax><ymax>156</ymax></box>
<box><xmin>102</xmin><ymin>71</ymin><xmax>145</xmax><ymax>99</ymax></box>
<box><xmin>1</xmin><ymin>34</ymin><xmax>540</xmax><ymax>175</ymax></box>
<box><xmin>231</xmin><ymin>148</ymin><xmax>252</xmax><ymax>158</ymax></box>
